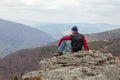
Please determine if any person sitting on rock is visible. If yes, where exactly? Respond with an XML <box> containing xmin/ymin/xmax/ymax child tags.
<box><xmin>56</xmin><ymin>26</ymin><xmax>89</xmax><ymax>56</ymax></box>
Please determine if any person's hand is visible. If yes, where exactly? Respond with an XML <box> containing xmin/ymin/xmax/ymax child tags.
<box><xmin>89</xmin><ymin>50</ymin><xmax>93</xmax><ymax>54</ymax></box>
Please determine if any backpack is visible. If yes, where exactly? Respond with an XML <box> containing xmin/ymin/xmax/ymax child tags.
<box><xmin>71</xmin><ymin>33</ymin><xmax>84</xmax><ymax>51</ymax></box>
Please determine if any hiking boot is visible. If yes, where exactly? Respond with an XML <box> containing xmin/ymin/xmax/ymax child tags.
<box><xmin>54</xmin><ymin>51</ymin><xmax>63</xmax><ymax>56</ymax></box>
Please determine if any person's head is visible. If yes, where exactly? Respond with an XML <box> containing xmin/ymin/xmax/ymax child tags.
<box><xmin>71</xmin><ymin>26</ymin><xmax>78</xmax><ymax>34</ymax></box>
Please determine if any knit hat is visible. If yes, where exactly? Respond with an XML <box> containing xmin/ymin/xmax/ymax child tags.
<box><xmin>72</xmin><ymin>26</ymin><xmax>78</xmax><ymax>31</ymax></box>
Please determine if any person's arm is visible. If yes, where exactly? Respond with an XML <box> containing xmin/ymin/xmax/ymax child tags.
<box><xmin>83</xmin><ymin>36</ymin><xmax>89</xmax><ymax>51</ymax></box>
<box><xmin>58</xmin><ymin>36</ymin><xmax>71</xmax><ymax>46</ymax></box>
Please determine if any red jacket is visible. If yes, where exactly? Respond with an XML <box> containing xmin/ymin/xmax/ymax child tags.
<box><xmin>58</xmin><ymin>35</ymin><xmax>89</xmax><ymax>51</ymax></box>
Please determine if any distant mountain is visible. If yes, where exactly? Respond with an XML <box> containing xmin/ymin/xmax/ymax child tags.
<box><xmin>47</xmin><ymin>28</ymin><xmax>120</xmax><ymax>44</ymax></box>
<box><xmin>86</xmin><ymin>28</ymin><xmax>120</xmax><ymax>41</ymax></box>
<box><xmin>34</xmin><ymin>23</ymin><xmax>120</xmax><ymax>39</ymax></box>
<box><xmin>0</xmin><ymin>19</ymin><xmax>54</xmax><ymax>57</ymax></box>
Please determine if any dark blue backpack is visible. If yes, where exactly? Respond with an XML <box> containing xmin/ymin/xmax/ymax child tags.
<box><xmin>71</xmin><ymin>33</ymin><xmax>84</xmax><ymax>51</ymax></box>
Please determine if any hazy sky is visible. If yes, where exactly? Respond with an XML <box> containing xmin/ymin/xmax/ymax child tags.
<box><xmin>0</xmin><ymin>0</ymin><xmax>120</xmax><ymax>25</ymax></box>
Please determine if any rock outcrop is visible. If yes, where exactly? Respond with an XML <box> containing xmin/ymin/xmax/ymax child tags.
<box><xmin>22</xmin><ymin>51</ymin><xmax>120</xmax><ymax>80</ymax></box>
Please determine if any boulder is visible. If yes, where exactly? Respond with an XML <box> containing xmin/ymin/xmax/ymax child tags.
<box><xmin>23</xmin><ymin>51</ymin><xmax>120</xmax><ymax>80</ymax></box>
<box><xmin>40</xmin><ymin>51</ymin><xmax>120</xmax><ymax>80</ymax></box>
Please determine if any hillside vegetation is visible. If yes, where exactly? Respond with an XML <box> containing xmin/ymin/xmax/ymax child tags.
<box><xmin>88</xmin><ymin>39</ymin><xmax>120</xmax><ymax>56</ymax></box>
<box><xmin>86</xmin><ymin>28</ymin><xmax>120</xmax><ymax>42</ymax></box>
<box><xmin>0</xmin><ymin>45</ymin><xmax>57</xmax><ymax>80</ymax></box>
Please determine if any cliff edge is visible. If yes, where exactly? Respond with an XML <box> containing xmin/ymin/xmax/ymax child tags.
<box><xmin>22</xmin><ymin>51</ymin><xmax>120</xmax><ymax>80</ymax></box>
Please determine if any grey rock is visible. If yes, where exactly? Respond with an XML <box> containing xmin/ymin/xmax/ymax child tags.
<box><xmin>22</xmin><ymin>51</ymin><xmax>120</xmax><ymax>80</ymax></box>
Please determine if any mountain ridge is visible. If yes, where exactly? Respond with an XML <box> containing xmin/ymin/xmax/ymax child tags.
<box><xmin>34</xmin><ymin>23</ymin><xmax>120</xmax><ymax>39</ymax></box>
<box><xmin>86</xmin><ymin>28</ymin><xmax>120</xmax><ymax>41</ymax></box>
<box><xmin>0</xmin><ymin>19</ymin><xmax>54</xmax><ymax>57</ymax></box>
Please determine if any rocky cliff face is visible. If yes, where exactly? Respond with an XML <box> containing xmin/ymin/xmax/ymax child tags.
<box><xmin>22</xmin><ymin>51</ymin><xmax>120</xmax><ymax>80</ymax></box>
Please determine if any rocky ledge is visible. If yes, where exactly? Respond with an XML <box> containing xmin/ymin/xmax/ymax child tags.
<box><xmin>23</xmin><ymin>51</ymin><xmax>120</xmax><ymax>80</ymax></box>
